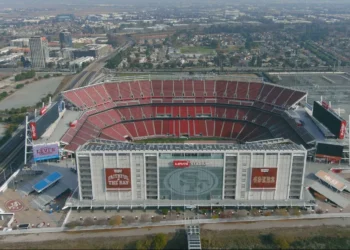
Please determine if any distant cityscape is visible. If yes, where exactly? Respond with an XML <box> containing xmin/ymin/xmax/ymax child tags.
<box><xmin>0</xmin><ymin>2</ymin><xmax>349</xmax><ymax>72</ymax></box>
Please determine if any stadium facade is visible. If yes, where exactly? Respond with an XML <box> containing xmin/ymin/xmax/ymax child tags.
<box><xmin>74</xmin><ymin>139</ymin><xmax>310</xmax><ymax>208</ymax></box>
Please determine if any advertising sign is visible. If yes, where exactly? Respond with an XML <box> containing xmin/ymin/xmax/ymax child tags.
<box><xmin>339</xmin><ymin>120</ymin><xmax>347</xmax><ymax>140</ymax></box>
<box><xmin>173</xmin><ymin>160</ymin><xmax>190</xmax><ymax>168</ymax></box>
<box><xmin>105</xmin><ymin>168</ymin><xmax>131</xmax><ymax>191</ymax></box>
<box><xmin>33</xmin><ymin>143</ymin><xmax>60</xmax><ymax>162</ymax></box>
<box><xmin>250</xmin><ymin>168</ymin><xmax>278</xmax><ymax>189</ymax></box>
<box><xmin>30</xmin><ymin>121</ymin><xmax>37</xmax><ymax>140</ymax></box>
<box><xmin>40</xmin><ymin>106</ymin><xmax>47</xmax><ymax>116</ymax></box>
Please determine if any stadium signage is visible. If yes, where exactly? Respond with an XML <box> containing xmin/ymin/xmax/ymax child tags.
<box><xmin>322</xmin><ymin>101</ymin><xmax>329</xmax><ymax>109</ymax></box>
<box><xmin>40</xmin><ymin>106</ymin><xmax>48</xmax><ymax>116</ymax></box>
<box><xmin>173</xmin><ymin>160</ymin><xmax>190</xmax><ymax>168</ymax></box>
<box><xmin>105</xmin><ymin>168</ymin><xmax>131</xmax><ymax>191</ymax></box>
<box><xmin>339</xmin><ymin>120</ymin><xmax>346</xmax><ymax>140</ymax></box>
<box><xmin>30</xmin><ymin>122</ymin><xmax>37</xmax><ymax>140</ymax></box>
<box><xmin>33</xmin><ymin>143</ymin><xmax>60</xmax><ymax>162</ymax></box>
<box><xmin>250</xmin><ymin>168</ymin><xmax>277</xmax><ymax>189</ymax></box>
<box><xmin>173</xmin><ymin>160</ymin><xmax>207</xmax><ymax>168</ymax></box>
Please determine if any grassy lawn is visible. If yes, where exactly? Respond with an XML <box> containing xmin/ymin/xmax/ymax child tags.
<box><xmin>201</xmin><ymin>226</ymin><xmax>350</xmax><ymax>249</ymax></box>
<box><xmin>73</xmin><ymin>43</ymin><xmax>85</xmax><ymax>49</ymax></box>
<box><xmin>179</xmin><ymin>46</ymin><xmax>215</xmax><ymax>55</ymax></box>
<box><xmin>3</xmin><ymin>225</ymin><xmax>350</xmax><ymax>249</ymax></box>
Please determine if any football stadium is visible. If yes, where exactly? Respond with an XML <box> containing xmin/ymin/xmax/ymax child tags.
<box><xmin>22</xmin><ymin>75</ymin><xmax>350</xmax><ymax>210</ymax></box>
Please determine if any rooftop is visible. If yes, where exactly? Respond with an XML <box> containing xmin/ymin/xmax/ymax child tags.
<box><xmin>78</xmin><ymin>138</ymin><xmax>306</xmax><ymax>152</ymax></box>
<box><xmin>35</xmin><ymin>110</ymin><xmax>81</xmax><ymax>145</ymax></box>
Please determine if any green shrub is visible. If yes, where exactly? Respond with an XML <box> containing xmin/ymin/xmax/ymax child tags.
<box><xmin>15</xmin><ymin>84</ymin><xmax>24</xmax><ymax>89</ymax></box>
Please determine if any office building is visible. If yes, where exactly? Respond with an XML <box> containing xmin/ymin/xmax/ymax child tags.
<box><xmin>29</xmin><ymin>37</ymin><xmax>49</xmax><ymax>68</ymax></box>
<box><xmin>59</xmin><ymin>31</ymin><xmax>73</xmax><ymax>49</ymax></box>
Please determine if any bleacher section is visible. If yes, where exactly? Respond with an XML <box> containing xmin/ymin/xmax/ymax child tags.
<box><xmin>62</xmin><ymin>80</ymin><xmax>306</xmax><ymax>109</ymax></box>
<box><xmin>60</xmin><ymin>79</ymin><xmax>312</xmax><ymax>151</ymax></box>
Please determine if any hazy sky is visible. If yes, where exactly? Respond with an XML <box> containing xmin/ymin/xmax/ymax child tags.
<box><xmin>0</xmin><ymin>0</ymin><xmax>349</xmax><ymax>8</ymax></box>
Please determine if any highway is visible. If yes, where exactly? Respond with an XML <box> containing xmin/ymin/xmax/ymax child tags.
<box><xmin>0</xmin><ymin>41</ymin><xmax>133</xmax><ymax>186</ymax></box>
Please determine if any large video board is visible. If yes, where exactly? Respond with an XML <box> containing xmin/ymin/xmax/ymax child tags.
<box><xmin>313</xmin><ymin>101</ymin><xmax>346</xmax><ymax>139</ymax></box>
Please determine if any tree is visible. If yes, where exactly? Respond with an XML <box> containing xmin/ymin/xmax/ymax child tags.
<box><xmin>47</xmin><ymin>62</ymin><xmax>55</xmax><ymax>69</ymax></box>
<box><xmin>271</xmin><ymin>234</ymin><xmax>290</xmax><ymax>249</ymax></box>
<box><xmin>161</xmin><ymin>208</ymin><xmax>169</xmax><ymax>215</ymax></box>
<box><xmin>109</xmin><ymin>215</ymin><xmax>122</xmax><ymax>226</ymax></box>
<box><xmin>151</xmin><ymin>233</ymin><xmax>168</xmax><ymax>250</ymax></box>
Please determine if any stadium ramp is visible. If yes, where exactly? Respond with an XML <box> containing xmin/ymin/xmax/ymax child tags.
<box><xmin>310</xmin><ymin>181</ymin><xmax>350</xmax><ymax>208</ymax></box>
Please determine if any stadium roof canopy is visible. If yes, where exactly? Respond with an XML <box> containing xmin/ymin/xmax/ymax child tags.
<box><xmin>310</xmin><ymin>181</ymin><xmax>350</xmax><ymax>208</ymax></box>
<box><xmin>78</xmin><ymin>138</ymin><xmax>305</xmax><ymax>152</ymax></box>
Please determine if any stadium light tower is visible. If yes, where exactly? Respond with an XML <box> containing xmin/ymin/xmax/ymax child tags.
<box><xmin>24</xmin><ymin>115</ymin><xmax>33</xmax><ymax>165</ymax></box>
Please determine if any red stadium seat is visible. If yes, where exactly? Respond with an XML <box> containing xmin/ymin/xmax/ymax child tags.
<box><xmin>144</xmin><ymin>120</ymin><xmax>155</xmax><ymax>136</ymax></box>
<box><xmin>180</xmin><ymin>120</ymin><xmax>189</xmax><ymax>135</ymax></box>
<box><xmin>104</xmin><ymin>82</ymin><xmax>120</xmax><ymax>101</ymax></box>
<box><xmin>163</xmin><ymin>80</ymin><xmax>173</xmax><ymax>97</ymax></box>
<box><xmin>206</xmin><ymin>120</ymin><xmax>215</xmax><ymax>137</ymax></box>
<box><xmin>61</xmin><ymin>79</ymin><xmax>310</xmax><ymax>149</ymax></box>
<box><xmin>236</xmin><ymin>82</ymin><xmax>249</xmax><ymax>100</ymax></box>
<box><xmin>205</xmin><ymin>80</ymin><xmax>215</xmax><ymax>96</ymax></box>
<box><xmin>184</xmin><ymin>80</ymin><xmax>194</xmax><ymax>97</ymax></box>
<box><xmin>215</xmin><ymin>80</ymin><xmax>227</xmax><ymax>98</ymax></box>
<box><xmin>173</xmin><ymin>80</ymin><xmax>183</xmax><ymax>97</ymax></box>
<box><xmin>154</xmin><ymin>120</ymin><xmax>162</xmax><ymax>135</ymax></box>
<box><xmin>226</xmin><ymin>81</ymin><xmax>238</xmax><ymax>98</ymax></box>
<box><xmin>151</xmin><ymin>80</ymin><xmax>162</xmax><ymax>97</ymax></box>
<box><xmin>193</xmin><ymin>80</ymin><xmax>205</xmax><ymax>97</ymax></box>
<box><xmin>135</xmin><ymin>121</ymin><xmax>148</xmax><ymax>137</ymax></box>
<box><xmin>123</xmin><ymin>123</ymin><xmax>139</xmax><ymax>137</ymax></box>
<box><xmin>214</xmin><ymin>120</ymin><xmax>224</xmax><ymax>137</ymax></box>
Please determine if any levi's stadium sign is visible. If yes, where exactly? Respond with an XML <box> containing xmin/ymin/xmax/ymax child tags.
<box><xmin>33</xmin><ymin>143</ymin><xmax>60</xmax><ymax>162</ymax></box>
<box><xmin>250</xmin><ymin>168</ymin><xmax>278</xmax><ymax>189</ymax></box>
<box><xmin>173</xmin><ymin>160</ymin><xmax>190</xmax><ymax>168</ymax></box>
<box><xmin>105</xmin><ymin>168</ymin><xmax>131</xmax><ymax>191</ymax></box>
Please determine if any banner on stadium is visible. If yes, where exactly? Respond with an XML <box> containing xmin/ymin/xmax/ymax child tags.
<box><xmin>105</xmin><ymin>168</ymin><xmax>131</xmax><ymax>191</ymax></box>
<box><xmin>30</xmin><ymin>122</ymin><xmax>37</xmax><ymax>140</ymax></box>
<box><xmin>339</xmin><ymin>120</ymin><xmax>347</xmax><ymax>140</ymax></box>
<box><xmin>250</xmin><ymin>168</ymin><xmax>277</xmax><ymax>189</ymax></box>
<box><xmin>33</xmin><ymin>143</ymin><xmax>60</xmax><ymax>162</ymax></box>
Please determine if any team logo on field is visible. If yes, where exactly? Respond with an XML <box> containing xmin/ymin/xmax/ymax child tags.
<box><xmin>164</xmin><ymin>168</ymin><xmax>218</xmax><ymax>196</ymax></box>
